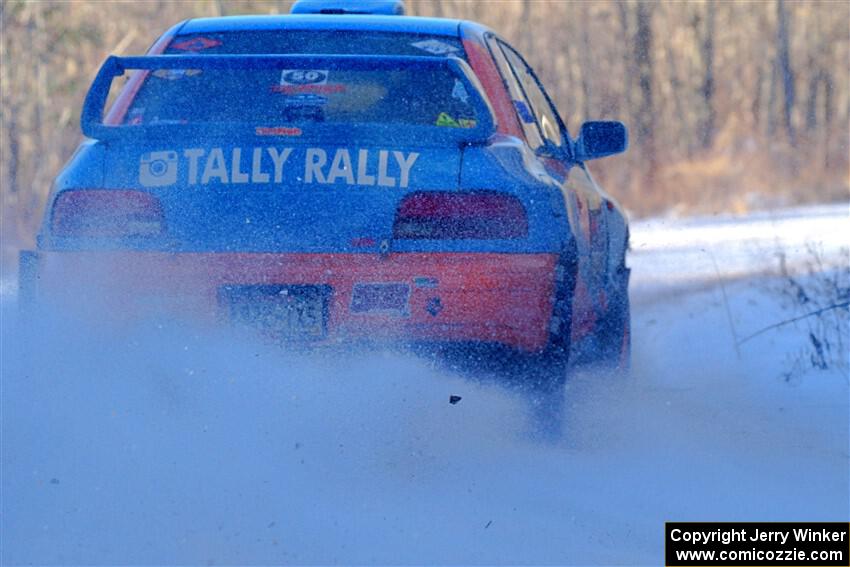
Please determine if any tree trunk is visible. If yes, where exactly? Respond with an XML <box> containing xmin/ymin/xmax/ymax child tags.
<box><xmin>767</xmin><ymin>59</ymin><xmax>778</xmax><ymax>138</ymax></box>
<box><xmin>823</xmin><ymin>71</ymin><xmax>833</xmax><ymax>169</ymax></box>
<box><xmin>700</xmin><ymin>1</ymin><xmax>716</xmax><ymax>149</ymax></box>
<box><xmin>776</xmin><ymin>0</ymin><xmax>796</xmax><ymax>146</ymax></box>
<box><xmin>579</xmin><ymin>2</ymin><xmax>593</xmax><ymax>121</ymax></box>
<box><xmin>635</xmin><ymin>1</ymin><xmax>656</xmax><ymax>192</ymax></box>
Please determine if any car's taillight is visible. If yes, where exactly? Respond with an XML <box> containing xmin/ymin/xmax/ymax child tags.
<box><xmin>51</xmin><ymin>190</ymin><xmax>164</xmax><ymax>238</ymax></box>
<box><xmin>393</xmin><ymin>192</ymin><xmax>528</xmax><ymax>240</ymax></box>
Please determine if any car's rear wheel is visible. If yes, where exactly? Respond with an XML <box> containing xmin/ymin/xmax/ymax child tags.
<box><xmin>595</xmin><ymin>265</ymin><xmax>631</xmax><ymax>371</ymax></box>
<box><xmin>527</xmin><ymin>246</ymin><xmax>577</xmax><ymax>388</ymax></box>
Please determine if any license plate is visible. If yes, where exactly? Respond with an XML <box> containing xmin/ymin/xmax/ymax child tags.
<box><xmin>220</xmin><ymin>285</ymin><xmax>329</xmax><ymax>340</ymax></box>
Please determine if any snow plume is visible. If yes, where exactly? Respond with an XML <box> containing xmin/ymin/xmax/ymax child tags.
<box><xmin>4</xmin><ymin>281</ymin><xmax>846</xmax><ymax>565</ymax></box>
<box><xmin>1</xmin><ymin>295</ymin><xmax>577</xmax><ymax>564</ymax></box>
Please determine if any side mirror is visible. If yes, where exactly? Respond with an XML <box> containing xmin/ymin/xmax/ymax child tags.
<box><xmin>575</xmin><ymin>121</ymin><xmax>628</xmax><ymax>161</ymax></box>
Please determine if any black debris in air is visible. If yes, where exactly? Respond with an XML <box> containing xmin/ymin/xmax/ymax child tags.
<box><xmin>449</xmin><ymin>395</ymin><xmax>462</xmax><ymax>405</ymax></box>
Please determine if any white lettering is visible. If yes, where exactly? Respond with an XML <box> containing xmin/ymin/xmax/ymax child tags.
<box><xmin>357</xmin><ymin>150</ymin><xmax>375</xmax><ymax>185</ymax></box>
<box><xmin>327</xmin><ymin>149</ymin><xmax>355</xmax><ymax>185</ymax></box>
<box><xmin>377</xmin><ymin>150</ymin><xmax>395</xmax><ymax>187</ymax></box>
<box><xmin>184</xmin><ymin>148</ymin><xmax>204</xmax><ymax>185</ymax></box>
<box><xmin>231</xmin><ymin>148</ymin><xmax>249</xmax><ymax>184</ymax></box>
<box><xmin>357</xmin><ymin>149</ymin><xmax>375</xmax><ymax>186</ymax></box>
<box><xmin>266</xmin><ymin>147</ymin><xmax>292</xmax><ymax>184</ymax></box>
<box><xmin>305</xmin><ymin>148</ymin><xmax>327</xmax><ymax>184</ymax></box>
<box><xmin>201</xmin><ymin>148</ymin><xmax>228</xmax><ymax>184</ymax></box>
<box><xmin>393</xmin><ymin>151</ymin><xmax>419</xmax><ymax>188</ymax></box>
<box><xmin>251</xmin><ymin>147</ymin><xmax>270</xmax><ymax>183</ymax></box>
<box><xmin>170</xmin><ymin>146</ymin><xmax>420</xmax><ymax>187</ymax></box>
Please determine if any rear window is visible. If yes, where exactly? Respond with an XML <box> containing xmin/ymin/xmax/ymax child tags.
<box><xmin>122</xmin><ymin>31</ymin><xmax>477</xmax><ymax>128</ymax></box>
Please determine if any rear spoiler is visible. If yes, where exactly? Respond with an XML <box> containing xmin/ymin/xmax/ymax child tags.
<box><xmin>81</xmin><ymin>54</ymin><xmax>497</xmax><ymax>144</ymax></box>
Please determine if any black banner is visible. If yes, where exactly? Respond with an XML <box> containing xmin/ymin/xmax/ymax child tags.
<box><xmin>665</xmin><ymin>522</ymin><xmax>849</xmax><ymax>566</ymax></box>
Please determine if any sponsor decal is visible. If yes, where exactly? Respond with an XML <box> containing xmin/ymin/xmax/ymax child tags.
<box><xmin>350</xmin><ymin>282</ymin><xmax>410</xmax><ymax>316</ymax></box>
<box><xmin>139</xmin><ymin>151</ymin><xmax>178</xmax><ymax>187</ymax></box>
<box><xmin>280</xmin><ymin>69</ymin><xmax>329</xmax><ymax>86</ymax></box>
<box><xmin>255</xmin><ymin>126</ymin><xmax>303</xmax><ymax>137</ymax></box>
<box><xmin>270</xmin><ymin>84</ymin><xmax>346</xmax><ymax>95</ymax></box>
<box><xmin>451</xmin><ymin>79</ymin><xmax>469</xmax><ymax>103</ymax></box>
<box><xmin>138</xmin><ymin>147</ymin><xmax>420</xmax><ymax>188</ymax></box>
<box><xmin>410</xmin><ymin>39</ymin><xmax>460</xmax><ymax>56</ymax></box>
<box><xmin>435</xmin><ymin>113</ymin><xmax>458</xmax><ymax>127</ymax></box>
<box><xmin>283</xmin><ymin>94</ymin><xmax>327</xmax><ymax>106</ymax></box>
<box><xmin>170</xmin><ymin>37</ymin><xmax>222</xmax><ymax>51</ymax></box>
<box><xmin>152</xmin><ymin>69</ymin><xmax>202</xmax><ymax>80</ymax></box>
<box><xmin>435</xmin><ymin>112</ymin><xmax>477</xmax><ymax>129</ymax></box>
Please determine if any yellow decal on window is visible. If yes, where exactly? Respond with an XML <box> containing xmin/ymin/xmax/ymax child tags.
<box><xmin>436</xmin><ymin>112</ymin><xmax>460</xmax><ymax>127</ymax></box>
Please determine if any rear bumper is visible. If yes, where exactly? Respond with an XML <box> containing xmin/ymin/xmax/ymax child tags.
<box><xmin>22</xmin><ymin>251</ymin><xmax>558</xmax><ymax>352</ymax></box>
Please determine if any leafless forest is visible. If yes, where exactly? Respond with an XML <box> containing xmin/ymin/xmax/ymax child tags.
<box><xmin>1</xmin><ymin>0</ymin><xmax>848</xmax><ymax>267</ymax></box>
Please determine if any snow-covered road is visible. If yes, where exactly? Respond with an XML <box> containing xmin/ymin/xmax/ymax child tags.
<box><xmin>2</xmin><ymin>203</ymin><xmax>848</xmax><ymax>565</ymax></box>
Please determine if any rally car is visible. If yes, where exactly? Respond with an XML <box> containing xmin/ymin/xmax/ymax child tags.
<box><xmin>20</xmin><ymin>0</ymin><xmax>631</xmax><ymax>370</ymax></box>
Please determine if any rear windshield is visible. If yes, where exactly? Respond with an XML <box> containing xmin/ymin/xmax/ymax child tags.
<box><xmin>124</xmin><ymin>66</ymin><xmax>477</xmax><ymax>127</ymax></box>
<box><xmin>122</xmin><ymin>31</ymin><xmax>476</xmax><ymax>128</ymax></box>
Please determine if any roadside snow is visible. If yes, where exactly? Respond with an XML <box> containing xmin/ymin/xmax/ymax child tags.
<box><xmin>629</xmin><ymin>201</ymin><xmax>849</xmax><ymax>300</ymax></box>
<box><xmin>1</xmin><ymin>203</ymin><xmax>848</xmax><ymax>565</ymax></box>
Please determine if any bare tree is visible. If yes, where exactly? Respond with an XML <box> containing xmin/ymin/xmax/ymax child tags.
<box><xmin>698</xmin><ymin>1</ymin><xmax>716</xmax><ymax>150</ymax></box>
<box><xmin>634</xmin><ymin>1</ymin><xmax>656</xmax><ymax>192</ymax></box>
<box><xmin>776</xmin><ymin>0</ymin><xmax>796</xmax><ymax>146</ymax></box>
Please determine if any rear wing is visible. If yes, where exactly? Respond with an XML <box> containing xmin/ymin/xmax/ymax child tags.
<box><xmin>81</xmin><ymin>54</ymin><xmax>497</xmax><ymax>144</ymax></box>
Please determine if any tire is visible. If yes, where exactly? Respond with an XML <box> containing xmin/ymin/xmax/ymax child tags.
<box><xmin>527</xmin><ymin>246</ymin><xmax>578</xmax><ymax>389</ymax></box>
<box><xmin>548</xmin><ymin>244</ymin><xmax>579</xmax><ymax>355</ymax></box>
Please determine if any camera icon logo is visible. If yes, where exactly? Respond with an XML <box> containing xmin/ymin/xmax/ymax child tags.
<box><xmin>139</xmin><ymin>151</ymin><xmax>178</xmax><ymax>187</ymax></box>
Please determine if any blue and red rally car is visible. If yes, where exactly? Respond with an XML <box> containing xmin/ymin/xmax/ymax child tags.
<box><xmin>20</xmin><ymin>0</ymin><xmax>630</xmax><ymax>369</ymax></box>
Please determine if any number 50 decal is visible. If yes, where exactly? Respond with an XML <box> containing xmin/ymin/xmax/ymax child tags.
<box><xmin>280</xmin><ymin>69</ymin><xmax>329</xmax><ymax>86</ymax></box>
